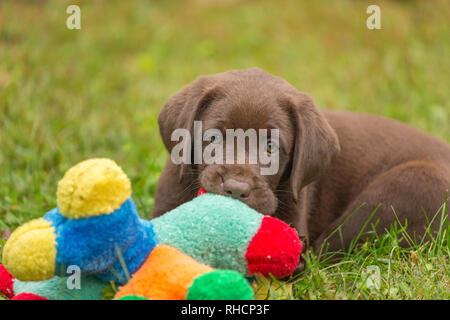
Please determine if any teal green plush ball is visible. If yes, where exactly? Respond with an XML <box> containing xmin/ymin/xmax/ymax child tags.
<box><xmin>152</xmin><ymin>194</ymin><xmax>263</xmax><ymax>275</ymax></box>
<box><xmin>13</xmin><ymin>275</ymin><xmax>106</xmax><ymax>300</ymax></box>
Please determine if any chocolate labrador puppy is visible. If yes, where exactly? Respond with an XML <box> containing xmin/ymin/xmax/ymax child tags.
<box><xmin>152</xmin><ymin>68</ymin><xmax>450</xmax><ymax>255</ymax></box>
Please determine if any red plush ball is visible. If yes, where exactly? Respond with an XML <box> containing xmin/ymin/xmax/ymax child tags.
<box><xmin>0</xmin><ymin>264</ymin><xmax>15</xmax><ymax>299</ymax></box>
<box><xmin>245</xmin><ymin>216</ymin><xmax>302</xmax><ymax>278</ymax></box>
<box><xmin>12</xmin><ymin>293</ymin><xmax>48</xmax><ymax>300</ymax></box>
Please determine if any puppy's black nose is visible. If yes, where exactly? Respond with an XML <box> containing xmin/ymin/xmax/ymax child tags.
<box><xmin>223</xmin><ymin>178</ymin><xmax>252</xmax><ymax>199</ymax></box>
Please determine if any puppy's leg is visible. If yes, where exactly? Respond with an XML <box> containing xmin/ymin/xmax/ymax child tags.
<box><xmin>275</xmin><ymin>186</ymin><xmax>312</xmax><ymax>275</ymax></box>
<box><xmin>151</xmin><ymin>159</ymin><xmax>198</xmax><ymax>218</ymax></box>
<box><xmin>313</xmin><ymin>160</ymin><xmax>449</xmax><ymax>253</ymax></box>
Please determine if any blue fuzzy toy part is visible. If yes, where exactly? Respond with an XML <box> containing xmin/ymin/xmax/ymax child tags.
<box><xmin>43</xmin><ymin>198</ymin><xmax>157</xmax><ymax>283</ymax></box>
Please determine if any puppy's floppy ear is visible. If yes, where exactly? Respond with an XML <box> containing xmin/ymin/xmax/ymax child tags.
<box><xmin>284</xmin><ymin>93</ymin><xmax>340</xmax><ymax>202</ymax></box>
<box><xmin>158</xmin><ymin>76</ymin><xmax>225</xmax><ymax>181</ymax></box>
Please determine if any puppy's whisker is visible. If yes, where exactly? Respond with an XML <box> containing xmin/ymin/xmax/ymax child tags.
<box><xmin>275</xmin><ymin>189</ymin><xmax>295</xmax><ymax>195</ymax></box>
<box><xmin>184</xmin><ymin>180</ymin><xmax>202</xmax><ymax>193</ymax></box>
<box><xmin>170</xmin><ymin>179</ymin><xmax>200</xmax><ymax>198</ymax></box>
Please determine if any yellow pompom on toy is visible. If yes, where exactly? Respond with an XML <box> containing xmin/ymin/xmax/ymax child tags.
<box><xmin>56</xmin><ymin>158</ymin><xmax>131</xmax><ymax>218</ymax></box>
<box><xmin>2</xmin><ymin>218</ymin><xmax>56</xmax><ymax>281</ymax></box>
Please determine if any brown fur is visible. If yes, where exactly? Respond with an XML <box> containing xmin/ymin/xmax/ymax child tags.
<box><xmin>153</xmin><ymin>68</ymin><xmax>450</xmax><ymax>256</ymax></box>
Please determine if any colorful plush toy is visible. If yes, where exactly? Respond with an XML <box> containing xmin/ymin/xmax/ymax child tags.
<box><xmin>1</xmin><ymin>158</ymin><xmax>302</xmax><ymax>300</ymax></box>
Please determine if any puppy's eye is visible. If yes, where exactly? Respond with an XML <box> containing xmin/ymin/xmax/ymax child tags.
<box><xmin>266</xmin><ymin>140</ymin><xmax>279</xmax><ymax>154</ymax></box>
<box><xmin>209</xmin><ymin>134</ymin><xmax>222</xmax><ymax>144</ymax></box>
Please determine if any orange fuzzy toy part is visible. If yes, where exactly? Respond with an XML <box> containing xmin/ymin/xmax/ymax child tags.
<box><xmin>114</xmin><ymin>244</ymin><xmax>213</xmax><ymax>300</ymax></box>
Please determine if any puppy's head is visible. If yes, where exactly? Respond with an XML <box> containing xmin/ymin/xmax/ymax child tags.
<box><xmin>158</xmin><ymin>68</ymin><xmax>339</xmax><ymax>215</ymax></box>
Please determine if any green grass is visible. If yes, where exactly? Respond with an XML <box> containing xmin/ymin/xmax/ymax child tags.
<box><xmin>0</xmin><ymin>0</ymin><xmax>448</xmax><ymax>299</ymax></box>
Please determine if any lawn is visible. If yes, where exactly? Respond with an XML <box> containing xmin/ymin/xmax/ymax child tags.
<box><xmin>0</xmin><ymin>0</ymin><xmax>448</xmax><ymax>299</ymax></box>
